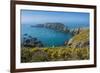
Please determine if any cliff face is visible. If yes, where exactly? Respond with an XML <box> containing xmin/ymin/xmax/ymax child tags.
<box><xmin>44</xmin><ymin>23</ymin><xmax>65</xmax><ymax>31</ymax></box>
<box><xmin>65</xmin><ymin>29</ymin><xmax>89</xmax><ymax>48</ymax></box>
<box><xmin>69</xmin><ymin>28</ymin><xmax>80</xmax><ymax>35</ymax></box>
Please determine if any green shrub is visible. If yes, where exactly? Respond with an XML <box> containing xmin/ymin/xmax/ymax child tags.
<box><xmin>21</xmin><ymin>48</ymin><xmax>32</xmax><ymax>62</ymax></box>
<box><xmin>21</xmin><ymin>47</ymin><xmax>89</xmax><ymax>62</ymax></box>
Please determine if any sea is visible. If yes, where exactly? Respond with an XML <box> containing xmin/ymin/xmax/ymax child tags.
<box><xmin>21</xmin><ymin>23</ymin><xmax>89</xmax><ymax>47</ymax></box>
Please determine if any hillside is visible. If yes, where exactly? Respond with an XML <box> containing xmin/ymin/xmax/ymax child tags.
<box><xmin>66</xmin><ymin>29</ymin><xmax>89</xmax><ymax>48</ymax></box>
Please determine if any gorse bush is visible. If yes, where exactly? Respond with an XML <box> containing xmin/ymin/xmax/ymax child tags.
<box><xmin>21</xmin><ymin>48</ymin><xmax>32</xmax><ymax>62</ymax></box>
<box><xmin>21</xmin><ymin>47</ymin><xmax>89</xmax><ymax>62</ymax></box>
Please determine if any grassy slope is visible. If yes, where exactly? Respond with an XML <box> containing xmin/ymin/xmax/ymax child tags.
<box><xmin>67</xmin><ymin>29</ymin><xmax>89</xmax><ymax>48</ymax></box>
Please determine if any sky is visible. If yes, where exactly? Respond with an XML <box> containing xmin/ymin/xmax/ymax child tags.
<box><xmin>21</xmin><ymin>9</ymin><xmax>90</xmax><ymax>26</ymax></box>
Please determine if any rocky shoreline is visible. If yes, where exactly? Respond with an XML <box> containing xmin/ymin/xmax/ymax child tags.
<box><xmin>21</xmin><ymin>34</ymin><xmax>44</xmax><ymax>48</ymax></box>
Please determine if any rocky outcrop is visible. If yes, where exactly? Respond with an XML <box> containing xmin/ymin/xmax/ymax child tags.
<box><xmin>69</xmin><ymin>28</ymin><xmax>80</xmax><ymax>35</ymax></box>
<box><xmin>22</xmin><ymin>34</ymin><xmax>44</xmax><ymax>48</ymax></box>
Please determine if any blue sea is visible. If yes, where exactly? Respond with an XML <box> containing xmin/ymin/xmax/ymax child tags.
<box><xmin>21</xmin><ymin>24</ymin><xmax>74</xmax><ymax>47</ymax></box>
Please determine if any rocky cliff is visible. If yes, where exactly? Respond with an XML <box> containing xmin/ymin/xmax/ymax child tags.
<box><xmin>65</xmin><ymin>29</ymin><xmax>89</xmax><ymax>48</ymax></box>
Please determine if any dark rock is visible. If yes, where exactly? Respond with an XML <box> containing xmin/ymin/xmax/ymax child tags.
<box><xmin>22</xmin><ymin>34</ymin><xmax>44</xmax><ymax>48</ymax></box>
<box><xmin>64</xmin><ymin>41</ymin><xmax>68</xmax><ymax>45</ymax></box>
<box><xmin>25</xmin><ymin>39</ymin><xmax>31</xmax><ymax>43</ymax></box>
<box><xmin>70</xmin><ymin>28</ymin><xmax>81</xmax><ymax>35</ymax></box>
<box><xmin>24</xmin><ymin>33</ymin><xmax>28</xmax><ymax>36</ymax></box>
<box><xmin>31</xmin><ymin>38</ymin><xmax>37</xmax><ymax>41</ymax></box>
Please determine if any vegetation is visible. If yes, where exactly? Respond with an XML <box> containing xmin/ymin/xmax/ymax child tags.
<box><xmin>21</xmin><ymin>47</ymin><xmax>89</xmax><ymax>62</ymax></box>
<box><xmin>67</xmin><ymin>29</ymin><xmax>89</xmax><ymax>48</ymax></box>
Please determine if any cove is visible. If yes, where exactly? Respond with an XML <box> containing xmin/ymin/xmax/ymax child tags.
<box><xmin>21</xmin><ymin>24</ymin><xmax>73</xmax><ymax>47</ymax></box>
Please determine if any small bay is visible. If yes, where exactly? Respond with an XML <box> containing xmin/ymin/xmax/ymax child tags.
<box><xmin>21</xmin><ymin>24</ymin><xmax>73</xmax><ymax>47</ymax></box>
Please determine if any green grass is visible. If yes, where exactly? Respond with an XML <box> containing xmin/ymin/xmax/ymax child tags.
<box><xmin>21</xmin><ymin>47</ymin><xmax>89</xmax><ymax>62</ymax></box>
<box><xmin>72</xmin><ymin>29</ymin><xmax>89</xmax><ymax>42</ymax></box>
<box><xmin>67</xmin><ymin>29</ymin><xmax>89</xmax><ymax>48</ymax></box>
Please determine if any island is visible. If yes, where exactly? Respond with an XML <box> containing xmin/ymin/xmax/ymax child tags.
<box><xmin>31</xmin><ymin>22</ymin><xmax>69</xmax><ymax>32</ymax></box>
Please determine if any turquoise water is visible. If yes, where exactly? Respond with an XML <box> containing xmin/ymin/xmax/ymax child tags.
<box><xmin>21</xmin><ymin>24</ymin><xmax>73</xmax><ymax>47</ymax></box>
